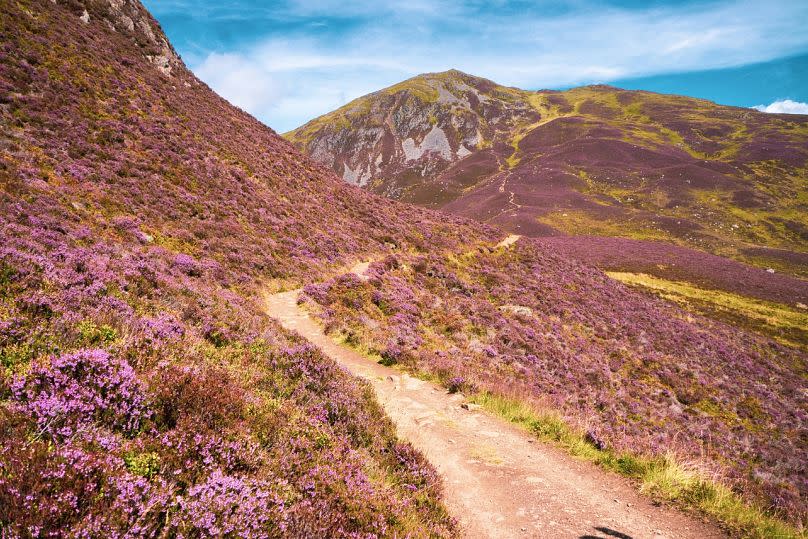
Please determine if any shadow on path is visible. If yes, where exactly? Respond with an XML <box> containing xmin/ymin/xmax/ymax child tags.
<box><xmin>580</xmin><ymin>525</ymin><xmax>634</xmax><ymax>539</ymax></box>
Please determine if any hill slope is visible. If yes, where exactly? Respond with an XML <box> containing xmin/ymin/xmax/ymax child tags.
<box><xmin>1</xmin><ymin>1</ymin><xmax>805</xmax><ymax>535</ymax></box>
<box><xmin>0</xmin><ymin>1</ymin><xmax>487</xmax><ymax>535</ymax></box>
<box><xmin>287</xmin><ymin>71</ymin><xmax>808</xmax><ymax>274</ymax></box>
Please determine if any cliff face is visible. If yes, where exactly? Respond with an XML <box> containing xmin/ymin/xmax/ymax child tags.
<box><xmin>288</xmin><ymin>71</ymin><xmax>808</xmax><ymax>272</ymax></box>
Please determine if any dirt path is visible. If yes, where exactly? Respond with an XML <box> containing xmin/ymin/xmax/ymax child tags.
<box><xmin>263</xmin><ymin>262</ymin><xmax>725</xmax><ymax>539</ymax></box>
<box><xmin>486</xmin><ymin>159</ymin><xmax>523</xmax><ymax>225</ymax></box>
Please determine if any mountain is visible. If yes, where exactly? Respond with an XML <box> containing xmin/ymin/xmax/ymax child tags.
<box><xmin>1</xmin><ymin>1</ymin><xmax>805</xmax><ymax>535</ymax></box>
<box><xmin>287</xmin><ymin>70</ymin><xmax>808</xmax><ymax>275</ymax></box>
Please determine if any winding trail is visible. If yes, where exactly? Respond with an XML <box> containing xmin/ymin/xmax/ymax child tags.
<box><xmin>485</xmin><ymin>155</ymin><xmax>523</xmax><ymax>225</ymax></box>
<box><xmin>262</xmin><ymin>250</ymin><xmax>725</xmax><ymax>538</ymax></box>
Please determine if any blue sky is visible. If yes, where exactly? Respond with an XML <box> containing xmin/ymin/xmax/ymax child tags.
<box><xmin>143</xmin><ymin>0</ymin><xmax>808</xmax><ymax>132</ymax></box>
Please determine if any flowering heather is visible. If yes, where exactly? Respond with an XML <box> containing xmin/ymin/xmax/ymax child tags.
<box><xmin>302</xmin><ymin>240</ymin><xmax>807</xmax><ymax>521</ymax></box>
<box><xmin>0</xmin><ymin>0</ymin><xmax>477</xmax><ymax>535</ymax></box>
<box><xmin>11</xmin><ymin>349</ymin><xmax>146</xmax><ymax>440</ymax></box>
<box><xmin>537</xmin><ymin>236</ymin><xmax>808</xmax><ymax>305</ymax></box>
<box><xmin>2</xmin><ymin>0</ymin><xmax>805</xmax><ymax>535</ymax></box>
<box><xmin>0</xmin><ymin>205</ymin><xmax>457</xmax><ymax>539</ymax></box>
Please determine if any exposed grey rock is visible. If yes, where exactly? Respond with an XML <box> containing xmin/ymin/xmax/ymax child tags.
<box><xmin>402</xmin><ymin>126</ymin><xmax>452</xmax><ymax>161</ymax></box>
<box><xmin>61</xmin><ymin>0</ymin><xmax>183</xmax><ymax>76</ymax></box>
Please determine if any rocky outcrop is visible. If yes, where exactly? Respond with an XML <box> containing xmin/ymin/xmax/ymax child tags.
<box><xmin>287</xmin><ymin>71</ymin><xmax>537</xmax><ymax>196</ymax></box>
<box><xmin>59</xmin><ymin>0</ymin><xmax>183</xmax><ymax>75</ymax></box>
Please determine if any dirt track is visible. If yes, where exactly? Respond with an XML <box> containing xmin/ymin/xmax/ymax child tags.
<box><xmin>263</xmin><ymin>254</ymin><xmax>725</xmax><ymax>539</ymax></box>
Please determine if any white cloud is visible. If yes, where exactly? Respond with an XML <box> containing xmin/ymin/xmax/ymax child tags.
<box><xmin>195</xmin><ymin>53</ymin><xmax>284</xmax><ymax>118</ymax></box>
<box><xmin>752</xmin><ymin>99</ymin><xmax>808</xmax><ymax>114</ymax></box>
<box><xmin>185</xmin><ymin>0</ymin><xmax>808</xmax><ymax>131</ymax></box>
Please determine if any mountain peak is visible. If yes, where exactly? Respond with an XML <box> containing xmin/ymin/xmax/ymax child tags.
<box><xmin>415</xmin><ymin>68</ymin><xmax>487</xmax><ymax>82</ymax></box>
<box><xmin>288</xmin><ymin>71</ymin><xmax>808</xmax><ymax>262</ymax></box>
<box><xmin>393</xmin><ymin>69</ymin><xmax>510</xmax><ymax>96</ymax></box>
<box><xmin>287</xmin><ymin>69</ymin><xmax>538</xmax><ymax>191</ymax></box>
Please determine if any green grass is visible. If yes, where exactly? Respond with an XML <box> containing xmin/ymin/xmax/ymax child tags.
<box><xmin>469</xmin><ymin>391</ymin><xmax>805</xmax><ymax>539</ymax></box>
<box><xmin>607</xmin><ymin>272</ymin><xmax>808</xmax><ymax>349</ymax></box>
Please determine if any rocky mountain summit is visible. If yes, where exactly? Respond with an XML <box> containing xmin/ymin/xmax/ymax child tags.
<box><xmin>288</xmin><ymin>71</ymin><xmax>808</xmax><ymax>273</ymax></box>
<box><xmin>289</xmin><ymin>70</ymin><xmax>536</xmax><ymax>199</ymax></box>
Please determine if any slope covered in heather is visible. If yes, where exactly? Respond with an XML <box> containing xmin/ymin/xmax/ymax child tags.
<box><xmin>301</xmin><ymin>239</ymin><xmax>807</xmax><ymax>523</ymax></box>
<box><xmin>287</xmin><ymin>70</ymin><xmax>808</xmax><ymax>276</ymax></box>
<box><xmin>1</xmin><ymin>0</ymin><xmax>806</xmax><ymax>536</ymax></box>
<box><xmin>0</xmin><ymin>1</ymin><xmax>490</xmax><ymax>535</ymax></box>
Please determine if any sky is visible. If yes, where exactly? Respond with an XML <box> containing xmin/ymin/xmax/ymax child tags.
<box><xmin>142</xmin><ymin>0</ymin><xmax>808</xmax><ymax>132</ymax></box>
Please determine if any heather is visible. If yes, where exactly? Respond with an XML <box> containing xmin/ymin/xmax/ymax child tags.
<box><xmin>0</xmin><ymin>0</ymin><xmax>476</xmax><ymax>534</ymax></box>
<box><xmin>607</xmin><ymin>272</ymin><xmax>808</xmax><ymax>350</ymax></box>
<box><xmin>0</xmin><ymin>195</ymin><xmax>456</xmax><ymax>537</ymax></box>
<box><xmin>301</xmin><ymin>239</ymin><xmax>807</xmax><ymax>522</ymax></box>
<box><xmin>0</xmin><ymin>0</ymin><xmax>490</xmax><ymax>288</ymax></box>
<box><xmin>2</xmin><ymin>0</ymin><xmax>805</xmax><ymax>535</ymax></box>
<box><xmin>537</xmin><ymin>236</ymin><xmax>808</xmax><ymax>347</ymax></box>
<box><xmin>537</xmin><ymin>236</ymin><xmax>808</xmax><ymax>305</ymax></box>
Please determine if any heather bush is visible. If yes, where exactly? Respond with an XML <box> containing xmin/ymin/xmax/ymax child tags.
<box><xmin>446</xmin><ymin>376</ymin><xmax>465</xmax><ymax>394</ymax></box>
<box><xmin>174</xmin><ymin>470</ymin><xmax>289</xmax><ymax>537</ymax></box>
<box><xmin>10</xmin><ymin>349</ymin><xmax>147</xmax><ymax>440</ymax></box>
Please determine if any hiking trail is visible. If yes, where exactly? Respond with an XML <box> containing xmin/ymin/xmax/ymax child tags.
<box><xmin>262</xmin><ymin>242</ymin><xmax>724</xmax><ymax>539</ymax></box>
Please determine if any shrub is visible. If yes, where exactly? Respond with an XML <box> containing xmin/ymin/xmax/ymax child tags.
<box><xmin>11</xmin><ymin>349</ymin><xmax>146</xmax><ymax>440</ymax></box>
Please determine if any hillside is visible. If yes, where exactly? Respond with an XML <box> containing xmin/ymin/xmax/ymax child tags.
<box><xmin>0</xmin><ymin>1</ymin><xmax>485</xmax><ymax>535</ymax></box>
<box><xmin>287</xmin><ymin>71</ymin><xmax>808</xmax><ymax>276</ymax></box>
<box><xmin>1</xmin><ymin>0</ymin><xmax>805</xmax><ymax>536</ymax></box>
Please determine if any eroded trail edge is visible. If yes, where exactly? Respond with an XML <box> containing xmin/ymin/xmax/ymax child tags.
<box><xmin>263</xmin><ymin>260</ymin><xmax>724</xmax><ymax>538</ymax></box>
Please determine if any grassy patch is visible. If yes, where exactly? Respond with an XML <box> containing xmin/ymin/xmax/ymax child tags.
<box><xmin>77</xmin><ymin>319</ymin><xmax>118</xmax><ymax>345</ymax></box>
<box><xmin>607</xmin><ymin>272</ymin><xmax>808</xmax><ymax>349</ymax></box>
<box><xmin>536</xmin><ymin>209</ymin><xmax>675</xmax><ymax>243</ymax></box>
<box><xmin>468</xmin><ymin>392</ymin><xmax>803</xmax><ymax>539</ymax></box>
<box><xmin>123</xmin><ymin>451</ymin><xmax>161</xmax><ymax>479</ymax></box>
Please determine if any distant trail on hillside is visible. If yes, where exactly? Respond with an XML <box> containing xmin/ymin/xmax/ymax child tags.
<box><xmin>287</xmin><ymin>70</ymin><xmax>808</xmax><ymax>276</ymax></box>
<box><xmin>263</xmin><ymin>249</ymin><xmax>725</xmax><ymax>539</ymax></box>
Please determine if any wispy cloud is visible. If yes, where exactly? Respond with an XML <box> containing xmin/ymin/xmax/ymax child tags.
<box><xmin>195</xmin><ymin>53</ymin><xmax>284</xmax><ymax>118</ymax></box>
<box><xmin>753</xmin><ymin>100</ymin><xmax>808</xmax><ymax>114</ymax></box>
<box><xmin>148</xmin><ymin>0</ymin><xmax>808</xmax><ymax>131</ymax></box>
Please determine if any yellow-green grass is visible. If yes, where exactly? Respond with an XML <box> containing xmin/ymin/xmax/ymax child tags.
<box><xmin>469</xmin><ymin>391</ymin><xmax>805</xmax><ymax>539</ymax></box>
<box><xmin>536</xmin><ymin>210</ymin><xmax>677</xmax><ymax>243</ymax></box>
<box><xmin>607</xmin><ymin>272</ymin><xmax>808</xmax><ymax>349</ymax></box>
<box><xmin>506</xmin><ymin>92</ymin><xmax>577</xmax><ymax>168</ymax></box>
